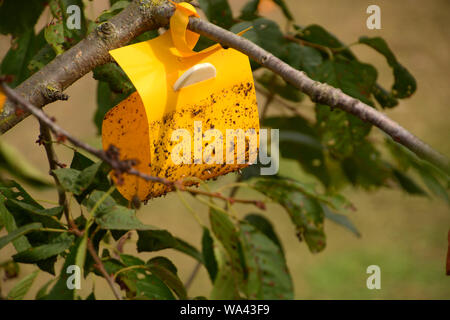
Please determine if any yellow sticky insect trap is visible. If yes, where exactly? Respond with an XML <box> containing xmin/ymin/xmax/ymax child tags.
<box><xmin>102</xmin><ymin>2</ymin><xmax>260</xmax><ymax>201</ymax></box>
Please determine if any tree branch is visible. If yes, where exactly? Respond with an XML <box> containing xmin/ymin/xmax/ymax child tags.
<box><xmin>0</xmin><ymin>0</ymin><xmax>448</xmax><ymax>173</ymax></box>
<box><xmin>38</xmin><ymin>122</ymin><xmax>70</xmax><ymax>222</ymax></box>
<box><xmin>187</xmin><ymin>17</ymin><xmax>449</xmax><ymax>174</ymax></box>
<box><xmin>0</xmin><ymin>80</ymin><xmax>171</xmax><ymax>187</ymax></box>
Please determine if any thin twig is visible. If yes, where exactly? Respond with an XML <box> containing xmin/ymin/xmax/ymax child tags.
<box><xmin>38</xmin><ymin>122</ymin><xmax>70</xmax><ymax>223</ymax></box>
<box><xmin>87</xmin><ymin>238</ymin><xmax>123</xmax><ymax>300</ymax></box>
<box><xmin>0</xmin><ymin>81</ymin><xmax>171</xmax><ymax>187</ymax></box>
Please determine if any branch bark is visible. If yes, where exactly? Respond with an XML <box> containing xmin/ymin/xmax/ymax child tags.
<box><xmin>0</xmin><ymin>0</ymin><xmax>448</xmax><ymax>173</ymax></box>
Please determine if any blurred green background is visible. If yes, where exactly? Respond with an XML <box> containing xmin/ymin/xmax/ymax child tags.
<box><xmin>0</xmin><ymin>0</ymin><xmax>449</xmax><ymax>299</ymax></box>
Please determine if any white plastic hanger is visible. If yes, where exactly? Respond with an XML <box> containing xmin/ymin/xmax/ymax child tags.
<box><xmin>173</xmin><ymin>63</ymin><xmax>217</xmax><ymax>91</ymax></box>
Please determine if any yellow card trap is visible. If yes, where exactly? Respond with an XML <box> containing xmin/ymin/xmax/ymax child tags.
<box><xmin>102</xmin><ymin>2</ymin><xmax>260</xmax><ymax>201</ymax></box>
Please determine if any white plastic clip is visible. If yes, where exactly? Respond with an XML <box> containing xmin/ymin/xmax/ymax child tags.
<box><xmin>173</xmin><ymin>63</ymin><xmax>217</xmax><ymax>91</ymax></box>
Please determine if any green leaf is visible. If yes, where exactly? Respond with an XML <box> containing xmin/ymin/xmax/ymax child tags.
<box><xmin>6</xmin><ymin>199</ymin><xmax>64</xmax><ymax>229</ymax></box>
<box><xmin>252</xmin><ymin>177</ymin><xmax>326</xmax><ymax>253</ymax></box>
<box><xmin>210</xmin><ymin>246</ymin><xmax>241</xmax><ymax>299</ymax></box>
<box><xmin>135</xmin><ymin>275</ymin><xmax>176</xmax><ymax>300</ymax></box>
<box><xmin>0</xmin><ymin>222</ymin><xmax>42</xmax><ymax>250</ymax></box>
<box><xmin>239</xmin><ymin>223</ymin><xmax>293</xmax><ymax>299</ymax></box>
<box><xmin>243</xmin><ymin>214</ymin><xmax>283</xmax><ymax>253</ymax></box>
<box><xmin>372</xmin><ymin>83</ymin><xmax>398</xmax><ymax>109</ymax></box>
<box><xmin>240</xmin><ymin>0</ymin><xmax>259</xmax><ymax>21</ymax></box>
<box><xmin>0</xmin><ymin>196</ymin><xmax>32</xmax><ymax>252</ymax></box>
<box><xmin>230</xmin><ymin>18</ymin><xmax>287</xmax><ymax>63</ymax></box>
<box><xmin>295</xmin><ymin>24</ymin><xmax>356</xmax><ymax>60</ymax></box>
<box><xmin>257</xmin><ymin>72</ymin><xmax>302</xmax><ymax>102</ymax></box>
<box><xmin>0</xmin><ymin>140</ymin><xmax>52</xmax><ymax>187</ymax></box>
<box><xmin>0</xmin><ymin>30</ymin><xmax>45</xmax><ymax>87</ymax></box>
<box><xmin>198</xmin><ymin>0</ymin><xmax>234</xmax><ymax>29</ymax></box>
<box><xmin>7</xmin><ymin>270</ymin><xmax>39</xmax><ymax>300</ymax></box>
<box><xmin>35</xmin><ymin>279</ymin><xmax>55</xmax><ymax>300</ymax></box>
<box><xmin>137</xmin><ymin>229</ymin><xmax>203</xmax><ymax>263</ymax></box>
<box><xmin>53</xmin><ymin>161</ymin><xmax>110</xmax><ymax>200</ymax></box>
<box><xmin>44</xmin><ymin>237</ymin><xmax>84</xmax><ymax>300</ymax></box>
<box><xmin>341</xmin><ymin>142</ymin><xmax>390</xmax><ymax>189</ymax></box>
<box><xmin>13</xmin><ymin>233</ymin><xmax>75</xmax><ymax>263</ymax></box>
<box><xmin>93</xmin><ymin>63</ymin><xmax>135</xmax><ymax>95</ymax></box>
<box><xmin>147</xmin><ymin>256</ymin><xmax>187</xmax><ymax>299</ymax></box>
<box><xmin>314</xmin><ymin>58</ymin><xmax>377</xmax><ymax>157</ymax></box>
<box><xmin>264</xmin><ymin>116</ymin><xmax>329</xmax><ymax>186</ymax></box>
<box><xmin>0</xmin><ymin>0</ymin><xmax>47</xmax><ymax>36</ymax></box>
<box><xmin>97</xmin><ymin>0</ymin><xmax>130</xmax><ymax>22</ymax></box>
<box><xmin>359</xmin><ymin>36</ymin><xmax>416</xmax><ymax>99</ymax></box>
<box><xmin>202</xmin><ymin>227</ymin><xmax>218</xmax><ymax>282</ymax></box>
<box><xmin>240</xmin><ymin>0</ymin><xmax>293</xmax><ymax>21</ymax></box>
<box><xmin>392</xmin><ymin>169</ymin><xmax>427</xmax><ymax>196</ymax></box>
<box><xmin>45</xmin><ymin>19</ymin><xmax>65</xmax><ymax>55</ymax></box>
<box><xmin>84</xmin><ymin>191</ymin><xmax>154</xmax><ymax>231</ymax></box>
<box><xmin>94</xmin><ymin>81</ymin><xmax>130</xmax><ymax>135</ymax></box>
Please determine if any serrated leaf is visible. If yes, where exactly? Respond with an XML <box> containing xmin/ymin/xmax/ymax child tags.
<box><xmin>0</xmin><ymin>222</ymin><xmax>42</xmax><ymax>250</ymax></box>
<box><xmin>322</xmin><ymin>205</ymin><xmax>360</xmax><ymax>237</ymax></box>
<box><xmin>0</xmin><ymin>140</ymin><xmax>52</xmax><ymax>187</ymax></box>
<box><xmin>92</xmin><ymin>63</ymin><xmax>135</xmax><ymax>95</ymax></box>
<box><xmin>252</xmin><ymin>177</ymin><xmax>326</xmax><ymax>253</ymax></box>
<box><xmin>341</xmin><ymin>142</ymin><xmax>389</xmax><ymax>188</ymax></box>
<box><xmin>257</xmin><ymin>72</ymin><xmax>302</xmax><ymax>102</ymax></box>
<box><xmin>239</xmin><ymin>223</ymin><xmax>293</xmax><ymax>299</ymax></box>
<box><xmin>240</xmin><ymin>0</ymin><xmax>293</xmax><ymax>21</ymax></box>
<box><xmin>202</xmin><ymin>227</ymin><xmax>218</xmax><ymax>282</ymax></box>
<box><xmin>7</xmin><ymin>270</ymin><xmax>39</xmax><ymax>300</ymax></box>
<box><xmin>392</xmin><ymin>168</ymin><xmax>427</xmax><ymax>196</ymax></box>
<box><xmin>264</xmin><ymin>116</ymin><xmax>329</xmax><ymax>186</ymax></box>
<box><xmin>285</xmin><ymin>42</ymin><xmax>323</xmax><ymax>76</ymax></box>
<box><xmin>0</xmin><ymin>30</ymin><xmax>46</xmax><ymax>87</ymax></box>
<box><xmin>240</xmin><ymin>0</ymin><xmax>259</xmax><ymax>21</ymax></box>
<box><xmin>147</xmin><ymin>256</ymin><xmax>187</xmax><ymax>299</ymax></box>
<box><xmin>97</xmin><ymin>0</ymin><xmax>130</xmax><ymax>23</ymax></box>
<box><xmin>315</xmin><ymin>58</ymin><xmax>377</xmax><ymax>157</ymax></box>
<box><xmin>13</xmin><ymin>233</ymin><xmax>74</xmax><ymax>263</ymax></box>
<box><xmin>94</xmin><ymin>81</ymin><xmax>129</xmax><ymax>135</ymax></box>
<box><xmin>198</xmin><ymin>0</ymin><xmax>234</xmax><ymax>29</ymax></box>
<box><xmin>243</xmin><ymin>214</ymin><xmax>283</xmax><ymax>253</ymax></box>
<box><xmin>209</xmin><ymin>208</ymin><xmax>245</xmax><ymax>290</ymax></box>
<box><xmin>359</xmin><ymin>36</ymin><xmax>416</xmax><ymax>99</ymax></box>
<box><xmin>53</xmin><ymin>161</ymin><xmax>110</xmax><ymax>200</ymax></box>
<box><xmin>0</xmin><ymin>0</ymin><xmax>47</xmax><ymax>36</ymax></box>
<box><xmin>35</xmin><ymin>279</ymin><xmax>55</xmax><ymax>300</ymax></box>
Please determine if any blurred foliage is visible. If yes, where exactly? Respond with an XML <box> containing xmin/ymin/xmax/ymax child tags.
<box><xmin>0</xmin><ymin>0</ymin><xmax>447</xmax><ymax>300</ymax></box>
